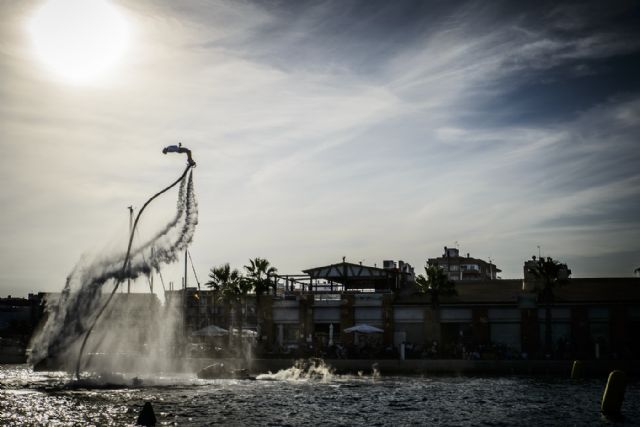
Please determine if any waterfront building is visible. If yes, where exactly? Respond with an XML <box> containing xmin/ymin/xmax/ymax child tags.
<box><xmin>164</xmin><ymin>256</ymin><xmax>640</xmax><ymax>360</ymax></box>
<box><xmin>166</xmin><ymin>287</ymin><xmax>258</xmax><ymax>333</ymax></box>
<box><xmin>258</xmin><ymin>259</ymin><xmax>640</xmax><ymax>360</ymax></box>
<box><xmin>12</xmin><ymin>256</ymin><xmax>640</xmax><ymax>362</ymax></box>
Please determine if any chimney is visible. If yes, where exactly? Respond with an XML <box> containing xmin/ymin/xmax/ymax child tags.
<box><xmin>467</xmin><ymin>253</ymin><xmax>470</xmax><ymax>258</ymax></box>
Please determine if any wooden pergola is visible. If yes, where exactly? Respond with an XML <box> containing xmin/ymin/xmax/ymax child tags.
<box><xmin>302</xmin><ymin>261</ymin><xmax>400</xmax><ymax>292</ymax></box>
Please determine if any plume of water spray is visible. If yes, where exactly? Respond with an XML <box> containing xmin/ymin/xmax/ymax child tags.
<box><xmin>29</xmin><ymin>169</ymin><xmax>198</xmax><ymax>371</ymax></box>
<box><xmin>256</xmin><ymin>358</ymin><xmax>336</xmax><ymax>382</ymax></box>
<box><xmin>371</xmin><ymin>362</ymin><xmax>381</xmax><ymax>380</ymax></box>
<box><xmin>149</xmin><ymin>172</ymin><xmax>198</xmax><ymax>267</ymax></box>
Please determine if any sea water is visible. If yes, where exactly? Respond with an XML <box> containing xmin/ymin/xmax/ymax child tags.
<box><xmin>1</xmin><ymin>364</ymin><xmax>639</xmax><ymax>426</ymax></box>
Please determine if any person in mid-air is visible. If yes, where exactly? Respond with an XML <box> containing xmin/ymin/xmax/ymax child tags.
<box><xmin>162</xmin><ymin>142</ymin><xmax>196</xmax><ymax>166</ymax></box>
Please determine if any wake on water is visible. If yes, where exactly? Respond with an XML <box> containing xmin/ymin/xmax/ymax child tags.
<box><xmin>256</xmin><ymin>359</ymin><xmax>337</xmax><ymax>382</ymax></box>
<box><xmin>256</xmin><ymin>359</ymin><xmax>381</xmax><ymax>383</ymax></box>
<box><xmin>29</xmin><ymin>166</ymin><xmax>198</xmax><ymax>376</ymax></box>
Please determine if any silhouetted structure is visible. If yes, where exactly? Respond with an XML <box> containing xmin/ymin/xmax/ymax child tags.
<box><xmin>302</xmin><ymin>260</ymin><xmax>415</xmax><ymax>293</ymax></box>
<box><xmin>0</xmin><ymin>293</ymin><xmax>43</xmax><ymax>362</ymax></box>
<box><xmin>428</xmin><ymin>246</ymin><xmax>500</xmax><ymax>281</ymax></box>
<box><xmin>137</xmin><ymin>402</ymin><xmax>157</xmax><ymax>426</ymax></box>
<box><xmin>11</xmin><ymin>256</ymin><xmax>640</xmax><ymax>363</ymax></box>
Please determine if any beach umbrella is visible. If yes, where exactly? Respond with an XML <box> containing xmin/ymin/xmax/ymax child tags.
<box><xmin>191</xmin><ymin>325</ymin><xmax>229</xmax><ymax>337</ymax></box>
<box><xmin>344</xmin><ymin>324</ymin><xmax>384</xmax><ymax>334</ymax></box>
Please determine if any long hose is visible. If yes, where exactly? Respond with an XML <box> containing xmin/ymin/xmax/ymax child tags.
<box><xmin>74</xmin><ymin>163</ymin><xmax>194</xmax><ymax>379</ymax></box>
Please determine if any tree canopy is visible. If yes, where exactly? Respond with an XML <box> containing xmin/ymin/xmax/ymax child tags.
<box><xmin>244</xmin><ymin>257</ymin><xmax>278</xmax><ymax>297</ymax></box>
<box><xmin>205</xmin><ymin>258</ymin><xmax>278</xmax><ymax>301</ymax></box>
<box><xmin>415</xmin><ymin>265</ymin><xmax>457</xmax><ymax>308</ymax></box>
<box><xmin>526</xmin><ymin>256</ymin><xmax>571</xmax><ymax>303</ymax></box>
<box><xmin>206</xmin><ymin>263</ymin><xmax>245</xmax><ymax>303</ymax></box>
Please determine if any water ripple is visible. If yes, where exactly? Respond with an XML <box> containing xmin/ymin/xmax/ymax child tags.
<box><xmin>1</xmin><ymin>364</ymin><xmax>639</xmax><ymax>426</ymax></box>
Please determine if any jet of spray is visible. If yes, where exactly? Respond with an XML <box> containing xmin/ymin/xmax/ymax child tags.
<box><xmin>29</xmin><ymin>149</ymin><xmax>198</xmax><ymax>379</ymax></box>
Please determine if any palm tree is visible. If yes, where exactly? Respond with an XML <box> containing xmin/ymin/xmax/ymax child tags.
<box><xmin>415</xmin><ymin>265</ymin><xmax>457</xmax><ymax>308</ymax></box>
<box><xmin>244</xmin><ymin>258</ymin><xmax>278</xmax><ymax>340</ymax></box>
<box><xmin>206</xmin><ymin>263</ymin><xmax>243</xmax><ymax>337</ymax></box>
<box><xmin>415</xmin><ymin>265</ymin><xmax>457</xmax><ymax>347</ymax></box>
<box><xmin>526</xmin><ymin>256</ymin><xmax>571</xmax><ymax>357</ymax></box>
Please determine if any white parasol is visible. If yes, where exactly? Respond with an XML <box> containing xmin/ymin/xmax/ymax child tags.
<box><xmin>191</xmin><ymin>325</ymin><xmax>229</xmax><ymax>337</ymax></box>
<box><xmin>344</xmin><ymin>324</ymin><xmax>384</xmax><ymax>334</ymax></box>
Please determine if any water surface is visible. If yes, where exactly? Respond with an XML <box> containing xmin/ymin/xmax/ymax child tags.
<box><xmin>1</xmin><ymin>364</ymin><xmax>638</xmax><ymax>426</ymax></box>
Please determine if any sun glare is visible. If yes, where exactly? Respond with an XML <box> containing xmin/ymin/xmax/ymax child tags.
<box><xmin>29</xmin><ymin>0</ymin><xmax>129</xmax><ymax>85</ymax></box>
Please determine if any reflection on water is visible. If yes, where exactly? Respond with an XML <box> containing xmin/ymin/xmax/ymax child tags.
<box><xmin>1</xmin><ymin>364</ymin><xmax>638</xmax><ymax>426</ymax></box>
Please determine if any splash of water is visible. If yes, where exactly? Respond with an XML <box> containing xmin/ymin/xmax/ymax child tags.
<box><xmin>371</xmin><ymin>362</ymin><xmax>381</xmax><ymax>380</ymax></box>
<box><xmin>256</xmin><ymin>358</ymin><xmax>336</xmax><ymax>382</ymax></box>
<box><xmin>29</xmin><ymin>167</ymin><xmax>198</xmax><ymax>374</ymax></box>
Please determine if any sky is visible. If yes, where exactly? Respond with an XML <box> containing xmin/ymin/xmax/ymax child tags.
<box><xmin>1</xmin><ymin>0</ymin><xmax>639</xmax><ymax>297</ymax></box>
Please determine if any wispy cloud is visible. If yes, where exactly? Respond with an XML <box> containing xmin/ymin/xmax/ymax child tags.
<box><xmin>1</xmin><ymin>0</ymin><xmax>639</xmax><ymax>295</ymax></box>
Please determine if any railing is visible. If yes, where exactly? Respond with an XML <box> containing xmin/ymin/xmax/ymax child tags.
<box><xmin>274</xmin><ymin>274</ymin><xmax>345</xmax><ymax>296</ymax></box>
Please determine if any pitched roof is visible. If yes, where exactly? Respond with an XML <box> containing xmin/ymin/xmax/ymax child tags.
<box><xmin>302</xmin><ymin>262</ymin><xmax>397</xmax><ymax>281</ymax></box>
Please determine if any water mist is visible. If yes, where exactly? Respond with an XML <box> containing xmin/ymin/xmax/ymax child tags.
<box><xmin>29</xmin><ymin>156</ymin><xmax>198</xmax><ymax>381</ymax></box>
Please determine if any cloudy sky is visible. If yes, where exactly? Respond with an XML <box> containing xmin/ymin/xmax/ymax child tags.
<box><xmin>1</xmin><ymin>0</ymin><xmax>639</xmax><ymax>296</ymax></box>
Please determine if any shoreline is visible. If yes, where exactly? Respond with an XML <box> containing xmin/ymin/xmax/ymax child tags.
<box><xmin>240</xmin><ymin>358</ymin><xmax>640</xmax><ymax>377</ymax></box>
<box><xmin>21</xmin><ymin>355</ymin><xmax>640</xmax><ymax>377</ymax></box>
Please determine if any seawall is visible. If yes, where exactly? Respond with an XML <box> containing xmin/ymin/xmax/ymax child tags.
<box><xmin>33</xmin><ymin>354</ymin><xmax>640</xmax><ymax>377</ymax></box>
<box><xmin>191</xmin><ymin>358</ymin><xmax>640</xmax><ymax>377</ymax></box>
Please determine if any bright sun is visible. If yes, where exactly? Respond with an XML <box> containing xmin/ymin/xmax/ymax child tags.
<box><xmin>29</xmin><ymin>0</ymin><xmax>129</xmax><ymax>85</ymax></box>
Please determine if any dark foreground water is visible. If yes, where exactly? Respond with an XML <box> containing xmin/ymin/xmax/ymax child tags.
<box><xmin>1</xmin><ymin>364</ymin><xmax>639</xmax><ymax>426</ymax></box>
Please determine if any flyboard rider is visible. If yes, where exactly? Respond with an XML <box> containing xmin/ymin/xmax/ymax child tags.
<box><xmin>162</xmin><ymin>142</ymin><xmax>196</xmax><ymax>166</ymax></box>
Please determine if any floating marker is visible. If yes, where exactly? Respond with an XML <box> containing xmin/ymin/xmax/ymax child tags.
<box><xmin>570</xmin><ymin>360</ymin><xmax>582</xmax><ymax>379</ymax></box>
<box><xmin>601</xmin><ymin>370</ymin><xmax>626</xmax><ymax>417</ymax></box>
<box><xmin>137</xmin><ymin>402</ymin><xmax>157</xmax><ymax>426</ymax></box>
